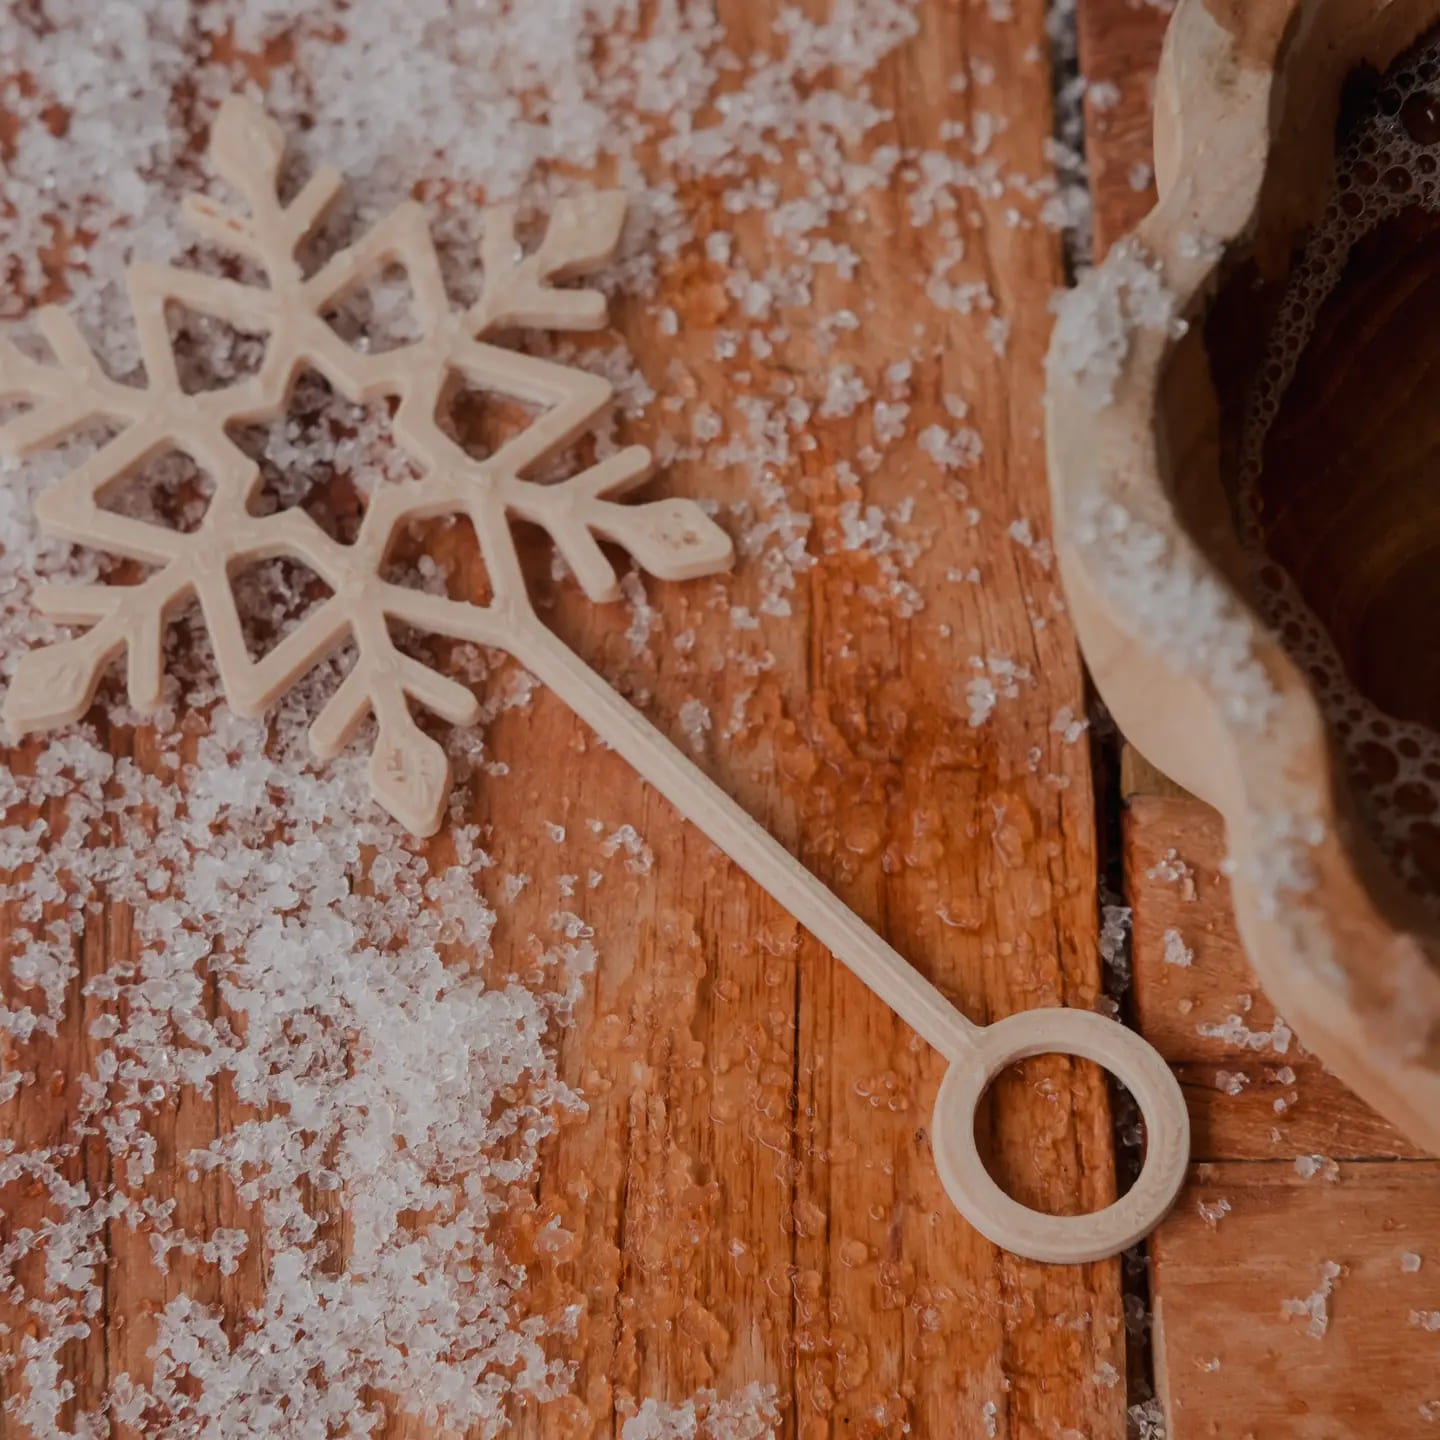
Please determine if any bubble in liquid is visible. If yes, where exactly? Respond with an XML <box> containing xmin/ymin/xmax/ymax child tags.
<box><xmin>1235</xmin><ymin>26</ymin><xmax>1440</xmax><ymax>906</ymax></box>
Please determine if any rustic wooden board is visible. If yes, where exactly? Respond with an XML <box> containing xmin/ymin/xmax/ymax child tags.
<box><xmin>0</xmin><ymin>4</ymin><xmax>1135</xmax><ymax>1438</ymax></box>
<box><xmin>1081</xmin><ymin>2</ymin><xmax>1440</xmax><ymax>1433</ymax></box>
<box><xmin>1125</xmin><ymin>795</ymin><xmax>1440</xmax><ymax>1439</ymax></box>
<box><xmin>460</xmin><ymin>4</ymin><xmax>1124</xmax><ymax>1427</ymax></box>
<box><xmin>1152</xmin><ymin>1161</ymin><xmax>1440</xmax><ymax>1439</ymax></box>
<box><xmin>1076</xmin><ymin>0</ymin><xmax>1166</xmax><ymax>254</ymax></box>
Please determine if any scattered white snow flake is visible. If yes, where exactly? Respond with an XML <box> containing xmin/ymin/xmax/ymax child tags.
<box><xmin>1008</xmin><ymin>517</ymin><xmax>1054</xmax><ymax>569</ymax></box>
<box><xmin>1198</xmin><ymin>1013</ymin><xmax>1292</xmax><ymax>1054</ymax></box>
<box><xmin>1128</xmin><ymin>1397</ymin><xmax>1167</xmax><ymax>1439</ymax></box>
<box><xmin>919</xmin><ymin>422</ymin><xmax>985</xmax><ymax>471</ymax></box>
<box><xmin>1146</xmin><ymin>848</ymin><xmax>1197</xmax><ymax>900</ymax></box>
<box><xmin>1177</xmin><ymin>230</ymin><xmax>1225</xmax><ymax>264</ymax></box>
<box><xmin>1128</xmin><ymin>161</ymin><xmax>1155</xmax><ymax>192</ymax></box>
<box><xmin>1088</xmin><ymin>80</ymin><xmax>1121</xmax><ymax>111</ymax></box>
<box><xmin>1214</xmin><ymin>1070</ymin><xmax>1249</xmax><ymax>1097</ymax></box>
<box><xmin>602</xmin><ymin>824</ymin><xmax>655</xmax><ymax>876</ymax></box>
<box><xmin>1196</xmin><ymin>1196</ymin><xmax>1230</xmax><ymax>1228</ymax></box>
<box><xmin>1294</xmin><ymin>1154</ymin><xmax>1340</xmax><ymax>1183</ymax></box>
<box><xmin>1099</xmin><ymin>904</ymin><xmax>1133</xmax><ymax>990</ymax></box>
<box><xmin>1071</xmin><ymin>493</ymin><xmax>1282</xmax><ymax>735</ymax></box>
<box><xmin>883</xmin><ymin>358</ymin><xmax>912</xmax><ymax>392</ymax></box>
<box><xmin>622</xmin><ymin>570</ymin><xmax>659</xmax><ymax>655</ymax></box>
<box><xmin>692</xmin><ymin>406</ymin><xmax>725</xmax><ymax>443</ymax></box>
<box><xmin>1050</xmin><ymin>705</ymin><xmax>1088</xmax><ymax>744</ymax></box>
<box><xmin>963</xmin><ymin>654</ymin><xmax>1034</xmax><ymax>728</ymax></box>
<box><xmin>1048</xmin><ymin>237</ymin><xmax>1187</xmax><ymax>410</ymax></box>
<box><xmin>872</xmin><ymin>399</ymin><xmax>911</xmax><ymax>445</ymax></box>
<box><xmin>1283</xmin><ymin>1260</ymin><xmax>1344</xmax><ymax>1339</ymax></box>
<box><xmin>1402</xmin><ymin>1251</ymin><xmax>1425</xmax><ymax>1273</ymax></box>
<box><xmin>1161</xmin><ymin>929</ymin><xmax>1193</xmax><ymax>967</ymax></box>
<box><xmin>1412</xmin><ymin>1310</ymin><xmax>1440</xmax><ymax>1332</ymax></box>
<box><xmin>967</xmin><ymin>674</ymin><xmax>1000</xmax><ymax>728</ymax></box>
<box><xmin>621</xmin><ymin>1385</ymin><xmax>781</xmax><ymax>1440</ymax></box>
<box><xmin>982</xmin><ymin>1398</ymin><xmax>999</xmax><ymax>1436</ymax></box>
<box><xmin>819</xmin><ymin>365</ymin><xmax>871</xmax><ymax>419</ymax></box>
<box><xmin>679</xmin><ymin>698</ymin><xmax>713</xmax><ymax>753</ymax></box>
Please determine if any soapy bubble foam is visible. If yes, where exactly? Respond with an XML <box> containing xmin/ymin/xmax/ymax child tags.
<box><xmin>1237</xmin><ymin>31</ymin><xmax>1440</xmax><ymax>907</ymax></box>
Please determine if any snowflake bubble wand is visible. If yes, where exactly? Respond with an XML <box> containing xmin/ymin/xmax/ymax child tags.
<box><xmin>0</xmin><ymin>98</ymin><xmax>1187</xmax><ymax>1263</ymax></box>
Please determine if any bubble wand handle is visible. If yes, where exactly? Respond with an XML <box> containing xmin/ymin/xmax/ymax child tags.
<box><xmin>518</xmin><ymin>615</ymin><xmax>1190</xmax><ymax>1264</ymax></box>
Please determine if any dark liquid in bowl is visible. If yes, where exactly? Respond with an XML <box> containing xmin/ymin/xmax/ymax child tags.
<box><xmin>1231</xmin><ymin>27</ymin><xmax>1440</xmax><ymax>904</ymax></box>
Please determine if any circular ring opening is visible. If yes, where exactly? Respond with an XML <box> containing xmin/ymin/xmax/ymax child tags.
<box><xmin>932</xmin><ymin>1009</ymin><xmax>1190</xmax><ymax>1264</ymax></box>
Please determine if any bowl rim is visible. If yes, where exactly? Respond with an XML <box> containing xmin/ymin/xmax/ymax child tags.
<box><xmin>1044</xmin><ymin>0</ymin><xmax>1440</xmax><ymax>1152</ymax></box>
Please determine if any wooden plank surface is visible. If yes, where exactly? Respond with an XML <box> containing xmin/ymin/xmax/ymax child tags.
<box><xmin>1127</xmin><ymin>792</ymin><xmax>1440</xmax><ymax>1437</ymax></box>
<box><xmin>1152</xmin><ymin>1160</ymin><xmax>1440</xmax><ymax>1439</ymax></box>
<box><xmin>1078</xmin><ymin>6</ymin><xmax>1440</xmax><ymax>1430</ymax></box>
<box><xmin>0</xmin><ymin>4</ymin><xmax>1136</xmax><ymax>1438</ymax></box>
<box><xmin>1075</xmin><ymin>0</ymin><xmax>1166</xmax><ymax>256</ymax></box>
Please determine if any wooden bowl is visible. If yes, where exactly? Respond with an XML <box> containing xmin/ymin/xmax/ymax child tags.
<box><xmin>1046</xmin><ymin>0</ymin><xmax>1440</xmax><ymax>1152</ymax></box>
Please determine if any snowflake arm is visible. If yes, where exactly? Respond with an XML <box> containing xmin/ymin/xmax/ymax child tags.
<box><xmin>1</xmin><ymin>95</ymin><xmax>733</xmax><ymax>835</ymax></box>
<box><xmin>181</xmin><ymin>95</ymin><xmax>344</xmax><ymax>287</ymax></box>
<box><xmin>498</xmin><ymin>446</ymin><xmax>733</xmax><ymax>602</ymax></box>
<box><xmin>468</xmin><ymin>193</ymin><xmax>628</xmax><ymax>335</ymax></box>
<box><xmin>0</xmin><ymin>308</ymin><xmax>143</xmax><ymax>455</ymax></box>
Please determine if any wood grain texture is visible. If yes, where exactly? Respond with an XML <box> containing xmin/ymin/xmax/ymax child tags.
<box><xmin>1152</xmin><ymin>1161</ymin><xmax>1440</xmax><ymax>1440</ymax></box>
<box><xmin>1126</xmin><ymin>796</ymin><xmax>1440</xmax><ymax>1437</ymax></box>
<box><xmin>1075</xmin><ymin>0</ymin><xmax>1166</xmax><ymax>255</ymax></box>
<box><xmin>499</xmin><ymin>2</ymin><xmax>1126</xmax><ymax>1428</ymax></box>
<box><xmin>0</xmin><ymin>3</ymin><xmax>1133</xmax><ymax>1437</ymax></box>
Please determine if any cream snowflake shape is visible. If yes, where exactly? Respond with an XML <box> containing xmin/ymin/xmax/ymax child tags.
<box><xmin>0</xmin><ymin>95</ymin><xmax>732</xmax><ymax>834</ymax></box>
